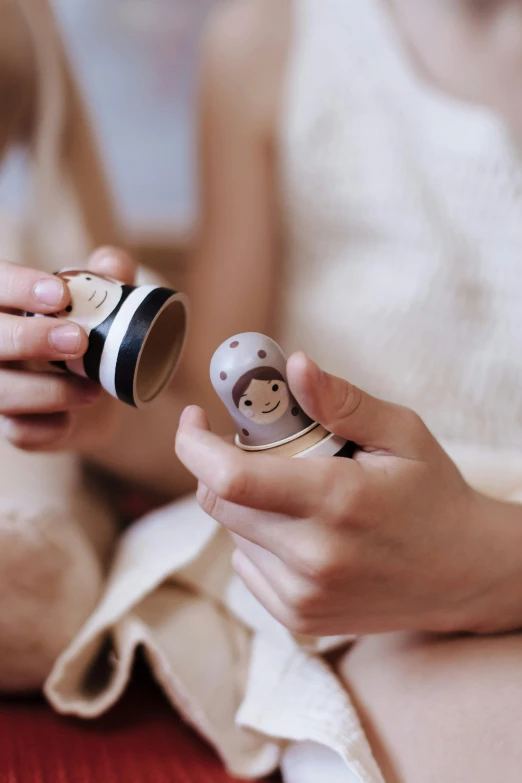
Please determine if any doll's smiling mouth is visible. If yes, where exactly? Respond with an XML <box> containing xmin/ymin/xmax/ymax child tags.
<box><xmin>95</xmin><ymin>290</ymin><xmax>108</xmax><ymax>309</ymax></box>
<box><xmin>263</xmin><ymin>401</ymin><xmax>280</xmax><ymax>414</ymax></box>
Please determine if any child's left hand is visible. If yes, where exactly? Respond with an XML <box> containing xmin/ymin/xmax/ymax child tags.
<box><xmin>1</xmin><ymin>248</ymin><xmax>135</xmax><ymax>452</ymax></box>
<box><xmin>176</xmin><ymin>353</ymin><xmax>522</xmax><ymax>637</ymax></box>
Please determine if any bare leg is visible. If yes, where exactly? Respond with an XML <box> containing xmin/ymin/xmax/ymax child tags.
<box><xmin>339</xmin><ymin>631</ymin><xmax>522</xmax><ymax>783</ymax></box>
<box><xmin>0</xmin><ymin>438</ymin><xmax>115</xmax><ymax>691</ymax></box>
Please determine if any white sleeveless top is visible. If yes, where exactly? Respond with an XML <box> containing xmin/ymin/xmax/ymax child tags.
<box><xmin>278</xmin><ymin>0</ymin><xmax>522</xmax><ymax>449</ymax></box>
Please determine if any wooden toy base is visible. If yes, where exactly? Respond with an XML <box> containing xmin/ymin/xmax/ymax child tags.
<box><xmin>294</xmin><ymin>431</ymin><xmax>355</xmax><ymax>459</ymax></box>
<box><xmin>236</xmin><ymin>423</ymin><xmax>356</xmax><ymax>459</ymax></box>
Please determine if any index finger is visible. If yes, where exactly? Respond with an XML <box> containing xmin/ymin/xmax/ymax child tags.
<box><xmin>175</xmin><ymin>407</ymin><xmax>357</xmax><ymax>518</ymax></box>
<box><xmin>0</xmin><ymin>260</ymin><xmax>70</xmax><ymax>313</ymax></box>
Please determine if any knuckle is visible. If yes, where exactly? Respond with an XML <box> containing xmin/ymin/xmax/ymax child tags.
<box><xmin>279</xmin><ymin>578</ymin><xmax>322</xmax><ymax>617</ymax></box>
<box><xmin>319</xmin><ymin>462</ymin><xmax>358</xmax><ymax>521</ymax></box>
<box><xmin>2</xmin><ymin>267</ymin><xmax>18</xmax><ymax>301</ymax></box>
<box><xmin>335</xmin><ymin>381</ymin><xmax>363</xmax><ymax>422</ymax></box>
<box><xmin>399</xmin><ymin>406</ymin><xmax>430</xmax><ymax>442</ymax></box>
<box><xmin>280</xmin><ymin>607</ymin><xmax>320</xmax><ymax>636</ymax></box>
<box><xmin>47</xmin><ymin>379</ymin><xmax>72</xmax><ymax>410</ymax></box>
<box><xmin>197</xmin><ymin>483</ymin><xmax>227</xmax><ymax>520</ymax></box>
<box><xmin>318</xmin><ymin>468</ymin><xmax>365</xmax><ymax>527</ymax></box>
<box><xmin>2</xmin><ymin>263</ymin><xmax>29</xmax><ymax>301</ymax></box>
<box><xmin>291</xmin><ymin>539</ymin><xmax>341</xmax><ymax>585</ymax></box>
<box><xmin>309</xmin><ymin>556</ymin><xmax>340</xmax><ymax>585</ymax></box>
<box><xmin>7</xmin><ymin>320</ymin><xmax>28</xmax><ymax>357</ymax></box>
<box><xmin>398</xmin><ymin>405</ymin><xmax>432</xmax><ymax>449</ymax></box>
<box><xmin>214</xmin><ymin>460</ymin><xmax>249</xmax><ymax>504</ymax></box>
<box><xmin>400</xmin><ymin>405</ymin><xmax>424</xmax><ymax>431</ymax></box>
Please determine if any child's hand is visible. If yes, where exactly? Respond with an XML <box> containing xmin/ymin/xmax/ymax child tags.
<box><xmin>0</xmin><ymin>247</ymin><xmax>135</xmax><ymax>451</ymax></box>
<box><xmin>176</xmin><ymin>353</ymin><xmax>522</xmax><ymax>637</ymax></box>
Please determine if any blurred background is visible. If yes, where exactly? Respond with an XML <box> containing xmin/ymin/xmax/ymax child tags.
<box><xmin>0</xmin><ymin>0</ymin><xmax>216</xmax><ymax>241</ymax></box>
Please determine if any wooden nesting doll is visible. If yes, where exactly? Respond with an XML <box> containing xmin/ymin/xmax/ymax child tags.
<box><xmin>210</xmin><ymin>332</ymin><xmax>355</xmax><ymax>458</ymax></box>
<box><xmin>27</xmin><ymin>269</ymin><xmax>188</xmax><ymax>407</ymax></box>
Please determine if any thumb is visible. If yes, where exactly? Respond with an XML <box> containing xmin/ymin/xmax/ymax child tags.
<box><xmin>286</xmin><ymin>352</ymin><xmax>429</xmax><ymax>457</ymax></box>
<box><xmin>87</xmin><ymin>246</ymin><xmax>137</xmax><ymax>286</ymax></box>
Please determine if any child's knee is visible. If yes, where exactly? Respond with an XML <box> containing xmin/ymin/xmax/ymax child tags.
<box><xmin>0</xmin><ymin>509</ymin><xmax>103</xmax><ymax>692</ymax></box>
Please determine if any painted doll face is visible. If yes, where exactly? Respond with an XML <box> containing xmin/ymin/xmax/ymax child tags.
<box><xmin>56</xmin><ymin>272</ymin><xmax>123</xmax><ymax>332</ymax></box>
<box><xmin>237</xmin><ymin>377</ymin><xmax>290</xmax><ymax>425</ymax></box>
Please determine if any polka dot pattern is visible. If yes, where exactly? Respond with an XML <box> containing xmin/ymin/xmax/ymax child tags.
<box><xmin>209</xmin><ymin>332</ymin><xmax>314</xmax><ymax>448</ymax></box>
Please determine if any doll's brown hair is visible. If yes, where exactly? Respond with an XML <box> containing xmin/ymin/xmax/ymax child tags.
<box><xmin>232</xmin><ymin>367</ymin><xmax>286</xmax><ymax>409</ymax></box>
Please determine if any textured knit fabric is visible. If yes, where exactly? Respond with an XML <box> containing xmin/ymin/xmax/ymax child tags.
<box><xmin>278</xmin><ymin>0</ymin><xmax>522</xmax><ymax>451</ymax></box>
<box><xmin>282</xmin><ymin>741</ymin><xmax>361</xmax><ymax>783</ymax></box>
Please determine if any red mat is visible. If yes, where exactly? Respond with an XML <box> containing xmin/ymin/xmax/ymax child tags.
<box><xmin>0</xmin><ymin>664</ymin><xmax>280</xmax><ymax>783</ymax></box>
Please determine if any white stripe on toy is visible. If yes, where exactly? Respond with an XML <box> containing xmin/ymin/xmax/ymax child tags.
<box><xmin>98</xmin><ymin>285</ymin><xmax>156</xmax><ymax>401</ymax></box>
<box><xmin>294</xmin><ymin>431</ymin><xmax>347</xmax><ymax>458</ymax></box>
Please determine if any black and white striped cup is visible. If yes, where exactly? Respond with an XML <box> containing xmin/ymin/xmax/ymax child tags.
<box><xmin>26</xmin><ymin>269</ymin><xmax>189</xmax><ymax>408</ymax></box>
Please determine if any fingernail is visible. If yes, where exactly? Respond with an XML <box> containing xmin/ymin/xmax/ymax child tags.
<box><xmin>33</xmin><ymin>278</ymin><xmax>64</xmax><ymax>307</ymax></box>
<box><xmin>50</xmin><ymin>324</ymin><xmax>82</xmax><ymax>355</ymax></box>
<box><xmin>179</xmin><ymin>406</ymin><xmax>194</xmax><ymax>425</ymax></box>
<box><xmin>0</xmin><ymin>417</ymin><xmax>14</xmax><ymax>437</ymax></box>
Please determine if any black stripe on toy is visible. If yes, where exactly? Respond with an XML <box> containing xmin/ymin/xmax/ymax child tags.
<box><xmin>334</xmin><ymin>440</ymin><xmax>357</xmax><ymax>459</ymax></box>
<box><xmin>83</xmin><ymin>285</ymin><xmax>133</xmax><ymax>383</ymax></box>
<box><xmin>114</xmin><ymin>287</ymin><xmax>174</xmax><ymax>407</ymax></box>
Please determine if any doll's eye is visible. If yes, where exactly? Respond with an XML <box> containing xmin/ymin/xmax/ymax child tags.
<box><xmin>272</xmin><ymin>384</ymin><xmax>279</xmax><ymax>392</ymax></box>
<box><xmin>244</xmin><ymin>400</ymin><xmax>252</xmax><ymax>407</ymax></box>
<box><xmin>66</xmin><ymin>305</ymin><xmax>73</xmax><ymax>312</ymax></box>
<box><xmin>85</xmin><ymin>276</ymin><xmax>92</xmax><ymax>280</ymax></box>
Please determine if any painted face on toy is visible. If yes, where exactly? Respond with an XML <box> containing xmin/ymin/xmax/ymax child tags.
<box><xmin>236</xmin><ymin>376</ymin><xmax>290</xmax><ymax>425</ymax></box>
<box><xmin>55</xmin><ymin>271</ymin><xmax>123</xmax><ymax>331</ymax></box>
<box><xmin>210</xmin><ymin>333</ymin><xmax>314</xmax><ymax>447</ymax></box>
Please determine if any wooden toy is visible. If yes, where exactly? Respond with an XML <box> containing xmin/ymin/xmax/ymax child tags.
<box><xmin>26</xmin><ymin>269</ymin><xmax>188</xmax><ymax>408</ymax></box>
<box><xmin>210</xmin><ymin>333</ymin><xmax>355</xmax><ymax>458</ymax></box>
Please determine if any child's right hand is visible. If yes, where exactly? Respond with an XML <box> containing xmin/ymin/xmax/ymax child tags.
<box><xmin>0</xmin><ymin>259</ymin><xmax>101</xmax><ymax>445</ymax></box>
<box><xmin>177</xmin><ymin>354</ymin><xmax>522</xmax><ymax>638</ymax></box>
